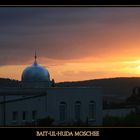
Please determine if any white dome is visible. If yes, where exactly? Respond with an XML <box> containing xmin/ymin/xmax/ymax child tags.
<box><xmin>21</xmin><ymin>52</ymin><xmax>50</xmax><ymax>82</ymax></box>
<box><xmin>22</xmin><ymin>62</ymin><xmax>50</xmax><ymax>82</ymax></box>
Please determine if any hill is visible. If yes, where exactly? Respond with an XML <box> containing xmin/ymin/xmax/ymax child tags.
<box><xmin>0</xmin><ymin>78</ymin><xmax>19</xmax><ymax>87</ymax></box>
<box><xmin>56</xmin><ymin>77</ymin><xmax>140</xmax><ymax>101</ymax></box>
<box><xmin>0</xmin><ymin>77</ymin><xmax>140</xmax><ymax>102</ymax></box>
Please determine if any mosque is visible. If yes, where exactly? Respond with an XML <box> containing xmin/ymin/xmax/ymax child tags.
<box><xmin>0</xmin><ymin>53</ymin><xmax>102</xmax><ymax>126</ymax></box>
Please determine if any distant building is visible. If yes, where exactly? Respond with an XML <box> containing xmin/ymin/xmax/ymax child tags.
<box><xmin>103</xmin><ymin>107</ymin><xmax>135</xmax><ymax>117</ymax></box>
<box><xmin>0</xmin><ymin>53</ymin><xmax>102</xmax><ymax>126</ymax></box>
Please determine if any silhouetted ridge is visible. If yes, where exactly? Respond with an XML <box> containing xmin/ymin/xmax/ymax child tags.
<box><xmin>1</xmin><ymin>77</ymin><xmax>140</xmax><ymax>99</ymax></box>
<box><xmin>56</xmin><ymin>77</ymin><xmax>140</xmax><ymax>98</ymax></box>
<box><xmin>0</xmin><ymin>78</ymin><xmax>19</xmax><ymax>87</ymax></box>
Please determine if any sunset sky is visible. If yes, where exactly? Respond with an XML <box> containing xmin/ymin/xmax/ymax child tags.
<box><xmin>1</xmin><ymin>7</ymin><xmax>140</xmax><ymax>82</ymax></box>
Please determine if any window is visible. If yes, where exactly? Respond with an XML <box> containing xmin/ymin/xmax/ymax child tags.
<box><xmin>32</xmin><ymin>110</ymin><xmax>37</xmax><ymax>121</ymax></box>
<box><xmin>12</xmin><ymin>111</ymin><xmax>18</xmax><ymax>122</ymax></box>
<box><xmin>75</xmin><ymin>101</ymin><xmax>81</xmax><ymax>121</ymax></box>
<box><xmin>22</xmin><ymin>111</ymin><xmax>27</xmax><ymax>121</ymax></box>
<box><xmin>59</xmin><ymin>102</ymin><xmax>67</xmax><ymax>122</ymax></box>
<box><xmin>89</xmin><ymin>101</ymin><xmax>96</xmax><ymax>120</ymax></box>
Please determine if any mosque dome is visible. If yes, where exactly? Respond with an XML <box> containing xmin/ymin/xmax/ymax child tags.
<box><xmin>21</xmin><ymin>52</ymin><xmax>50</xmax><ymax>82</ymax></box>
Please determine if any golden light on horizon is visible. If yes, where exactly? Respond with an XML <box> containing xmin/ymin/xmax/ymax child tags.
<box><xmin>1</xmin><ymin>58</ymin><xmax>140</xmax><ymax>82</ymax></box>
<box><xmin>1</xmin><ymin>8</ymin><xmax>140</xmax><ymax>82</ymax></box>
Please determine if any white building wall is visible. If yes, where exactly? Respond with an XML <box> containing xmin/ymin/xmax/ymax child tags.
<box><xmin>0</xmin><ymin>87</ymin><xmax>102</xmax><ymax>126</ymax></box>
<box><xmin>46</xmin><ymin>87</ymin><xmax>102</xmax><ymax>125</ymax></box>
<box><xmin>4</xmin><ymin>95</ymin><xmax>46</xmax><ymax>125</ymax></box>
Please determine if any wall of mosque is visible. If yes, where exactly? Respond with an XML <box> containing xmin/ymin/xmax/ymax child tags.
<box><xmin>0</xmin><ymin>87</ymin><xmax>102</xmax><ymax>126</ymax></box>
<box><xmin>21</xmin><ymin>81</ymin><xmax>52</xmax><ymax>88</ymax></box>
<box><xmin>46</xmin><ymin>87</ymin><xmax>102</xmax><ymax>125</ymax></box>
<box><xmin>3</xmin><ymin>95</ymin><xmax>46</xmax><ymax>125</ymax></box>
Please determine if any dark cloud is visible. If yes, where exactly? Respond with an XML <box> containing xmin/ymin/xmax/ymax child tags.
<box><xmin>1</xmin><ymin>7</ymin><xmax>140</xmax><ymax>65</ymax></box>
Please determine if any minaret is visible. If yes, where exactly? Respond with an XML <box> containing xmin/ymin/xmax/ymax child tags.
<box><xmin>34</xmin><ymin>50</ymin><xmax>37</xmax><ymax>65</ymax></box>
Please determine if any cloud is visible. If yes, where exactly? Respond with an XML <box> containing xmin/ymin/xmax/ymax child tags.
<box><xmin>0</xmin><ymin>8</ymin><xmax>140</xmax><ymax>66</ymax></box>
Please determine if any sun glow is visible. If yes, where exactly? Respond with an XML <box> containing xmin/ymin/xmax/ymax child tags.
<box><xmin>1</xmin><ymin>58</ymin><xmax>140</xmax><ymax>82</ymax></box>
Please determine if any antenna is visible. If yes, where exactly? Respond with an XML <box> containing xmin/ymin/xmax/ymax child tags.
<box><xmin>34</xmin><ymin>50</ymin><xmax>37</xmax><ymax>65</ymax></box>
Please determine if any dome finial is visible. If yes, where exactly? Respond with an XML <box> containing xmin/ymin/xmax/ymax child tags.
<box><xmin>34</xmin><ymin>50</ymin><xmax>37</xmax><ymax>65</ymax></box>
